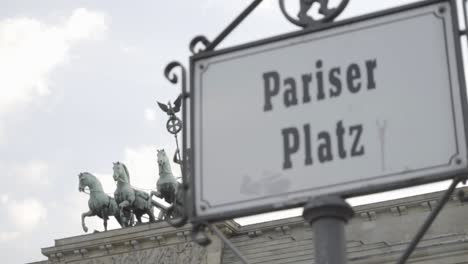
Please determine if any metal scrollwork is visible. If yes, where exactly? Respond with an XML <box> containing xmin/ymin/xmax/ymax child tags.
<box><xmin>189</xmin><ymin>35</ymin><xmax>211</xmax><ymax>54</ymax></box>
<box><xmin>279</xmin><ymin>0</ymin><xmax>349</xmax><ymax>28</ymax></box>
<box><xmin>164</xmin><ymin>61</ymin><xmax>187</xmax><ymax>92</ymax></box>
<box><xmin>188</xmin><ymin>0</ymin><xmax>263</xmax><ymax>55</ymax></box>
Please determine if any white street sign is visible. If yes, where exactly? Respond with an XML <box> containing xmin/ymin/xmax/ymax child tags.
<box><xmin>190</xmin><ymin>1</ymin><xmax>468</xmax><ymax>220</ymax></box>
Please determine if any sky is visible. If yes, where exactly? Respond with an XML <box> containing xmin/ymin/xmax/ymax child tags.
<box><xmin>0</xmin><ymin>0</ymin><xmax>467</xmax><ymax>263</ymax></box>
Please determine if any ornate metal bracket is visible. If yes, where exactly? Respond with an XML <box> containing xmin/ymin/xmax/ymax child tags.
<box><xmin>164</xmin><ymin>61</ymin><xmax>188</xmax><ymax>98</ymax></box>
<box><xmin>189</xmin><ymin>0</ymin><xmax>264</xmax><ymax>54</ymax></box>
<box><xmin>189</xmin><ymin>0</ymin><xmax>350</xmax><ymax>55</ymax></box>
<box><xmin>189</xmin><ymin>36</ymin><xmax>211</xmax><ymax>54</ymax></box>
<box><xmin>279</xmin><ymin>0</ymin><xmax>349</xmax><ymax>28</ymax></box>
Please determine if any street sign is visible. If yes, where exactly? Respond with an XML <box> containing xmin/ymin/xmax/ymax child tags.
<box><xmin>189</xmin><ymin>0</ymin><xmax>468</xmax><ymax>221</ymax></box>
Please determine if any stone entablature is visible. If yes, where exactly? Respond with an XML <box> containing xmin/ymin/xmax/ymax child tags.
<box><xmin>33</xmin><ymin>188</ymin><xmax>468</xmax><ymax>264</ymax></box>
<box><xmin>40</xmin><ymin>221</ymin><xmax>234</xmax><ymax>264</ymax></box>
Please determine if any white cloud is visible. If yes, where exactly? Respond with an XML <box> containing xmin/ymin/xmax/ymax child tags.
<box><xmin>65</xmin><ymin>8</ymin><xmax>107</xmax><ymax>41</ymax></box>
<box><xmin>6</xmin><ymin>198</ymin><xmax>47</xmax><ymax>231</ymax></box>
<box><xmin>0</xmin><ymin>128</ymin><xmax>4</xmax><ymax>146</ymax></box>
<box><xmin>15</xmin><ymin>160</ymin><xmax>50</xmax><ymax>186</ymax></box>
<box><xmin>1</xmin><ymin>194</ymin><xmax>9</xmax><ymax>204</ymax></box>
<box><xmin>145</xmin><ymin>108</ymin><xmax>156</xmax><ymax>122</ymax></box>
<box><xmin>0</xmin><ymin>8</ymin><xmax>107</xmax><ymax>114</ymax></box>
<box><xmin>120</xmin><ymin>43</ymin><xmax>138</xmax><ymax>54</ymax></box>
<box><xmin>0</xmin><ymin>231</ymin><xmax>19</xmax><ymax>242</ymax></box>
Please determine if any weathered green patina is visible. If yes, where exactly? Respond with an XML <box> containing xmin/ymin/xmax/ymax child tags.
<box><xmin>151</xmin><ymin>149</ymin><xmax>185</xmax><ymax>221</ymax></box>
<box><xmin>112</xmin><ymin>162</ymin><xmax>159</xmax><ymax>224</ymax></box>
<box><xmin>78</xmin><ymin>172</ymin><xmax>124</xmax><ymax>232</ymax></box>
<box><xmin>154</xmin><ymin>149</ymin><xmax>179</xmax><ymax>203</ymax></box>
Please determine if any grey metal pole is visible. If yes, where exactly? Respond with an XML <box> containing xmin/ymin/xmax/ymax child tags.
<box><xmin>303</xmin><ymin>196</ymin><xmax>354</xmax><ymax>264</ymax></box>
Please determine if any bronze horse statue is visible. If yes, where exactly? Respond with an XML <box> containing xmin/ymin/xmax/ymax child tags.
<box><xmin>78</xmin><ymin>172</ymin><xmax>126</xmax><ymax>232</ymax></box>
<box><xmin>112</xmin><ymin>162</ymin><xmax>164</xmax><ymax>224</ymax></box>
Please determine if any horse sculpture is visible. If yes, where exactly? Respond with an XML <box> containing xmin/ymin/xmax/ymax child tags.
<box><xmin>153</xmin><ymin>149</ymin><xmax>179</xmax><ymax>203</ymax></box>
<box><xmin>78</xmin><ymin>172</ymin><xmax>124</xmax><ymax>232</ymax></box>
<box><xmin>150</xmin><ymin>149</ymin><xmax>185</xmax><ymax>221</ymax></box>
<box><xmin>112</xmin><ymin>162</ymin><xmax>161</xmax><ymax>224</ymax></box>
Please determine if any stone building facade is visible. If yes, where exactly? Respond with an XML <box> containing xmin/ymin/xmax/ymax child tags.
<box><xmin>31</xmin><ymin>188</ymin><xmax>468</xmax><ymax>263</ymax></box>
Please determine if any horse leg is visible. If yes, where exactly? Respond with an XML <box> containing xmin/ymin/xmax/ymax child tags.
<box><xmin>118</xmin><ymin>201</ymin><xmax>130</xmax><ymax>217</ymax></box>
<box><xmin>81</xmin><ymin>210</ymin><xmax>94</xmax><ymax>233</ymax></box>
<box><xmin>146</xmin><ymin>208</ymin><xmax>156</xmax><ymax>223</ymax></box>
<box><xmin>121</xmin><ymin>210</ymin><xmax>131</xmax><ymax>227</ymax></box>
<box><xmin>103</xmin><ymin>218</ymin><xmax>108</xmax><ymax>232</ymax></box>
<box><xmin>127</xmin><ymin>211</ymin><xmax>135</xmax><ymax>227</ymax></box>
<box><xmin>135</xmin><ymin>213</ymin><xmax>142</xmax><ymax>224</ymax></box>
<box><xmin>101</xmin><ymin>209</ymin><xmax>108</xmax><ymax>232</ymax></box>
<box><xmin>158</xmin><ymin>209</ymin><xmax>166</xmax><ymax>220</ymax></box>
<box><xmin>115</xmin><ymin>214</ymin><xmax>124</xmax><ymax>228</ymax></box>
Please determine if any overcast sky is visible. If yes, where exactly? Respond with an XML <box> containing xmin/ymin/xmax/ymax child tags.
<box><xmin>2</xmin><ymin>0</ymin><xmax>466</xmax><ymax>263</ymax></box>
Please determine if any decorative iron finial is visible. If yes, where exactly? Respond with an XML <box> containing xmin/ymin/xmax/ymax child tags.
<box><xmin>190</xmin><ymin>35</ymin><xmax>211</xmax><ymax>54</ymax></box>
<box><xmin>157</xmin><ymin>94</ymin><xmax>183</xmax><ymax>135</ymax></box>
<box><xmin>279</xmin><ymin>0</ymin><xmax>349</xmax><ymax>28</ymax></box>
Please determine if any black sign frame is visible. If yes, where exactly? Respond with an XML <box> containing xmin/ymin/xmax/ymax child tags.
<box><xmin>187</xmin><ymin>0</ymin><xmax>468</xmax><ymax>223</ymax></box>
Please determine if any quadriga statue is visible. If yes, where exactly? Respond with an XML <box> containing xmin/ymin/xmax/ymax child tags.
<box><xmin>78</xmin><ymin>172</ymin><xmax>126</xmax><ymax>232</ymax></box>
<box><xmin>112</xmin><ymin>162</ymin><xmax>165</xmax><ymax>225</ymax></box>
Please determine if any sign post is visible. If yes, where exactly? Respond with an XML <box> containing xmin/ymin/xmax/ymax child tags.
<box><xmin>303</xmin><ymin>196</ymin><xmax>354</xmax><ymax>264</ymax></box>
